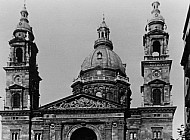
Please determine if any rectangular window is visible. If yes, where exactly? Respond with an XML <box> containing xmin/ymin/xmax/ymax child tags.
<box><xmin>34</xmin><ymin>131</ymin><xmax>43</xmax><ymax>140</ymax></box>
<box><xmin>151</xmin><ymin>127</ymin><xmax>163</xmax><ymax>139</ymax></box>
<box><xmin>10</xmin><ymin>129</ymin><xmax>20</xmax><ymax>140</ymax></box>
<box><xmin>13</xmin><ymin>93</ymin><xmax>20</xmax><ymax>108</ymax></box>
<box><xmin>129</xmin><ymin>132</ymin><xmax>137</xmax><ymax>139</ymax></box>
<box><xmin>128</xmin><ymin>130</ymin><xmax>138</xmax><ymax>140</ymax></box>
<box><xmin>34</xmin><ymin>133</ymin><xmax>42</xmax><ymax>140</ymax></box>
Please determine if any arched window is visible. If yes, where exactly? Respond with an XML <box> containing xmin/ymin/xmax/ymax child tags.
<box><xmin>152</xmin><ymin>41</ymin><xmax>161</xmax><ymax>56</ymax></box>
<box><xmin>101</xmin><ymin>32</ymin><xmax>104</xmax><ymax>38</ymax></box>
<box><xmin>11</xmin><ymin>132</ymin><xmax>19</xmax><ymax>140</ymax></box>
<box><xmin>35</xmin><ymin>133</ymin><xmax>42</xmax><ymax>140</ymax></box>
<box><xmin>105</xmin><ymin>32</ymin><xmax>107</xmax><ymax>38</ymax></box>
<box><xmin>153</xmin><ymin>89</ymin><xmax>161</xmax><ymax>105</ymax></box>
<box><xmin>97</xmin><ymin>51</ymin><xmax>102</xmax><ymax>59</ymax></box>
<box><xmin>16</xmin><ymin>48</ymin><xmax>23</xmax><ymax>63</ymax></box>
<box><xmin>13</xmin><ymin>93</ymin><xmax>20</xmax><ymax>108</ymax></box>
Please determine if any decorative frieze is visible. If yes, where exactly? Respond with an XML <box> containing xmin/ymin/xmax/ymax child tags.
<box><xmin>47</xmin><ymin>97</ymin><xmax>117</xmax><ymax>109</ymax></box>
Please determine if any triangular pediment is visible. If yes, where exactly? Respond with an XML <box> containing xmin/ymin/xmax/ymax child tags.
<box><xmin>148</xmin><ymin>79</ymin><xmax>166</xmax><ymax>85</ymax></box>
<box><xmin>9</xmin><ymin>84</ymin><xmax>25</xmax><ymax>89</ymax></box>
<box><xmin>40</xmin><ymin>93</ymin><xmax>121</xmax><ymax>110</ymax></box>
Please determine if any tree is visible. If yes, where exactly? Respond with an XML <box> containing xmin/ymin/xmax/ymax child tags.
<box><xmin>177</xmin><ymin>124</ymin><xmax>185</xmax><ymax>140</ymax></box>
<box><xmin>184</xmin><ymin>123</ymin><xmax>190</xmax><ymax>139</ymax></box>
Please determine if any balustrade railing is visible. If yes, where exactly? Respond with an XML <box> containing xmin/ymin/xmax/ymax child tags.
<box><xmin>73</xmin><ymin>74</ymin><xmax>129</xmax><ymax>83</ymax></box>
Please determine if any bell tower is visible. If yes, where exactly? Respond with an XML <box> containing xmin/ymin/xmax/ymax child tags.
<box><xmin>3</xmin><ymin>4</ymin><xmax>41</xmax><ymax>110</ymax></box>
<box><xmin>141</xmin><ymin>1</ymin><xmax>172</xmax><ymax>106</ymax></box>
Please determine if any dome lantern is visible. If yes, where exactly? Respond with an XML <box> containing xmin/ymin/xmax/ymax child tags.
<box><xmin>94</xmin><ymin>16</ymin><xmax>113</xmax><ymax>50</ymax></box>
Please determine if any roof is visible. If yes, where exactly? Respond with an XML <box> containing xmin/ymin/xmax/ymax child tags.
<box><xmin>81</xmin><ymin>45</ymin><xmax>125</xmax><ymax>74</ymax></box>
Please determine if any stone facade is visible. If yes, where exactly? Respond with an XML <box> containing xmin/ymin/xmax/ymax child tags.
<box><xmin>181</xmin><ymin>4</ymin><xmax>190</xmax><ymax>125</ymax></box>
<box><xmin>0</xmin><ymin>2</ymin><xmax>176</xmax><ymax>140</ymax></box>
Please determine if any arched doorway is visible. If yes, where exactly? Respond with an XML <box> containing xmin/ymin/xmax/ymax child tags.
<box><xmin>70</xmin><ymin>127</ymin><xmax>97</xmax><ymax>140</ymax></box>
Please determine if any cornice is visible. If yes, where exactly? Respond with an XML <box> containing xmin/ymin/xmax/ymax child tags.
<box><xmin>137</xmin><ymin>106</ymin><xmax>176</xmax><ymax>114</ymax></box>
<box><xmin>0</xmin><ymin>110</ymin><xmax>30</xmax><ymax>116</ymax></box>
<box><xmin>3</xmin><ymin>66</ymin><xmax>29</xmax><ymax>71</ymax></box>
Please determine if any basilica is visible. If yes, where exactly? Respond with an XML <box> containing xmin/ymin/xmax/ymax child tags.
<box><xmin>0</xmin><ymin>1</ymin><xmax>176</xmax><ymax>140</ymax></box>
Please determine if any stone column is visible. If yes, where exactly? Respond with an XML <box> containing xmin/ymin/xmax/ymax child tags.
<box><xmin>55</xmin><ymin>124</ymin><xmax>62</xmax><ymax>140</ymax></box>
<box><xmin>42</xmin><ymin>124</ymin><xmax>50</xmax><ymax>140</ymax></box>
<box><xmin>105</xmin><ymin>122</ymin><xmax>112</xmax><ymax>140</ymax></box>
<box><xmin>112</xmin><ymin>122</ymin><xmax>118</xmax><ymax>140</ymax></box>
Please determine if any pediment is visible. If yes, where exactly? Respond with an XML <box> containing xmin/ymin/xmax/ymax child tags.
<box><xmin>9</xmin><ymin>84</ymin><xmax>24</xmax><ymax>89</ymax></box>
<box><xmin>40</xmin><ymin>93</ymin><xmax>120</xmax><ymax>110</ymax></box>
<box><xmin>148</xmin><ymin>79</ymin><xmax>166</xmax><ymax>85</ymax></box>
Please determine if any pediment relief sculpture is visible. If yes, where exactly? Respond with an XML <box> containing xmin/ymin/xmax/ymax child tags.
<box><xmin>47</xmin><ymin>97</ymin><xmax>118</xmax><ymax>109</ymax></box>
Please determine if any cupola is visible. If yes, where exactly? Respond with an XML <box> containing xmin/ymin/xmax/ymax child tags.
<box><xmin>13</xmin><ymin>4</ymin><xmax>34</xmax><ymax>41</ymax></box>
<box><xmin>146</xmin><ymin>1</ymin><xmax>166</xmax><ymax>32</ymax></box>
<box><xmin>94</xmin><ymin>16</ymin><xmax>113</xmax><ymax>50</ymax></box>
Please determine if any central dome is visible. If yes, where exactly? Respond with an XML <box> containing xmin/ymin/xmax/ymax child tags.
<box><xmin>71</xmin><ymin>18</ymin><xmax>130</xmax><ymax>106</ymax></box>
<box><xmin>81</xmin><ymin>45</ymin><xmax>125</xmax><ymax>74</ymax></box>
<box><xmin>80</xmin><ymin>17</ymin><xmax>126</xmax><ymax>75</ymax></box>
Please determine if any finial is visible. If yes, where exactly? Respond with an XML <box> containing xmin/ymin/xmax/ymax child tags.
<box><xmin>151</xmin><ymin>1</ymin><xmax>160</xmax><ymax>14</ymax></box>
<box><xmin>100</xmin><ymin>13</ymin><xmax>107</xmax><ymax>28</ymax></box>
<box><xmin>23</xmin><ymin>0</ymin><xmax>27</xmax><ymax>9</ymax></box>
<box><xmin>103</xmin><ymin>13</ymin><xmax>105</xmax><ymax>22</ymax></box>
<box><xmin>152</xmin><ymin>1</ymin><xmax>160</xmax><ymax>10</ymax></box>
<box><xmin>20</xmin><ymin>0</ymin><xmax>28</xmax><ymax>19</ymax></box>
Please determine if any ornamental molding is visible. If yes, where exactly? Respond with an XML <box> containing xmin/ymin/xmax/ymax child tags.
<box><xmin>47</xmin><ymin>97</ymin><xmax>117</xmax><ymax>110</ymax></box>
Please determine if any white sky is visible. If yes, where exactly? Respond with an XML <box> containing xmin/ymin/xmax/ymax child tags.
<box><xmin>0</xmin><ymin>0</ymin><xmax>189</xmax><ymax>139</ymax></box>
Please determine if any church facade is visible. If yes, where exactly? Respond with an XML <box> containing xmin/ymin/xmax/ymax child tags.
<box><xmin>0</xmin><ymin>2</ymin><xmax>176</xmax><ymax>140</ymax></box>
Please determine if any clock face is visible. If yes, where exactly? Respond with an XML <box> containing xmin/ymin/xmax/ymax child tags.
<box><xmin>153</xmin><ymin>70</ymin><xmax>161</xmax><ymax>78</ymax></box>
<box><xmin>14</xmin><ymin>75</ymin><xmax>22</xmax><ymax>84</ymax></box>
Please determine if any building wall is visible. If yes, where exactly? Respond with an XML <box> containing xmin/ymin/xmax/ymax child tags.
<box><xmin>181</xmin><ymin>5</ymin><xmax>190</xmax><ymax>127</ymax></box>
<box><xmin>0</xmin><ymin>107</ymin><xmax>176</xmax><ymax>140</ymax></box>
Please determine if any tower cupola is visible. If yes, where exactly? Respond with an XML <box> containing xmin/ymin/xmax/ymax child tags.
<box><xmin>143</xmin><ymin>1</ymin><xmax>169</xmax><ymax>60</ymax></box>
<box><xmin>13</xmin><ymin>4</ymin><xmax>34</xmax><ymax>41</ymax></box>
<box><xmin>147</xmin><ymin>1</ymin><xmax>165</xmax><ymax>32</ymax></box>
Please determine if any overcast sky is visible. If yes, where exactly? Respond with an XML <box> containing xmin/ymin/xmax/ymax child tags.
<box><xmin>0</xmin><ymin>0</ymin><xmax>189</xmax><ymax>138</ymax></box>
